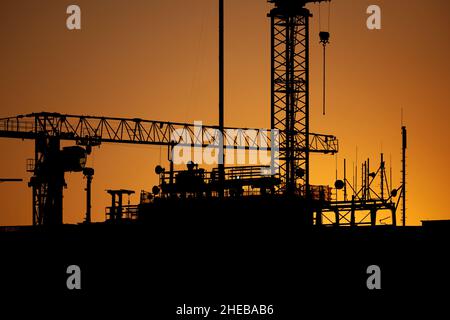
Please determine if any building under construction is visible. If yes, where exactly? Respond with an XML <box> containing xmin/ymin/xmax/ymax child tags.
<box><xmin>0</xmin><ymin>0</ymin><xmax>448</xmax><ymax>310</ymax></box>
<box><xmin>0</xmin><ymin>0</ymin><xmax>405</xmax><ymax>228</ymax></box>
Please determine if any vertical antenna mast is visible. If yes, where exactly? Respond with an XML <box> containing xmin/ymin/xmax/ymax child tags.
<box><xmin>343</xmin><ymin>158</ymin><xmax>347</xmax><ymax>201</ymax></box>
<box><xmin>355</xmin><ymin>146</ymin><xmax>358</xmax><ymax>191</ymax></box>
<box><xmin>389</xmin><ymin>154</ymin><xmax>392</xmax><ymax>193</ymax></box>
<box><xmin>380</xmin><ymin>153</ymin><xmax>384</xmax><ymax>200</ymax></box>
<box><xmin>402</xmin><ymin>126</ymin><xmax>407</xmax><ymax>226</ymax></box>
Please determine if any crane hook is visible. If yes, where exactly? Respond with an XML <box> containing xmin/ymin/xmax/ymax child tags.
<box><xmin>319</xmin><ymin>31</ymin><xmax>330</xmax><ymax>116</ymax></box>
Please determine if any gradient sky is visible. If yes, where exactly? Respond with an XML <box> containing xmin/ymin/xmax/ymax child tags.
<box><xmin>0</xmin><ymin>0</ymin><xmax>449</xmax><ymax>226</ymax></box>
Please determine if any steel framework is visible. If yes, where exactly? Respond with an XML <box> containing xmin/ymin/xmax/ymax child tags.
<box><xmin>29</xmin><ymin>137</ymin><xmax>64</xmax><ymax>225</ymax></box>
<box><xmin>0</xmin><ymin>112</ymin><xmax>337</xmax><ymax>153</ymax></box>
<box><xmin>319</xmin><ymin>155</ymin><xmax>400</xmax><ymax>227</ymax></box>
<box><xmin>269</xmin><ymin>0</ymin><xmax>330</xmax><ymax>195</ymax></box>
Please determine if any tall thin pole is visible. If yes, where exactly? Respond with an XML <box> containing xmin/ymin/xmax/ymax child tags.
<box><xmin>389</xmin><ymin>155</ymin><xmax>392</xmax><ymax>194</ymax></box>
<box><xmin>343</xmin><ymin>158</ymin><xmax>347</xmax><ymax>201</ymax></box>
<box><xmin>355</xmin><ymin>146</ymin><xmax>358</xmax><ymax>191</ymax></box>
<box><xmin>380</xmin><ymin>153</ymin><xmax>384</xmax><ymax>200</ymax></box>
<box><xmin>367</xmin><ymin>158</ymin><xmax>370</xmax><ymax>200</ymax></box>
<box><xmin>335</xmin><ymin>155</ymin><xmax>338</xmax><ymax>201</ymax></box>
<box><xmin>362</xmin><ymin>159</ymin><xmax>365</xmax><ymax>199</ymax></box>
<box><xmin>402</xmin><ymin>126</ymin><xmax>407</xmax><ymax>226</ymax></box>
<box><xmin>218</xmin><ymin>0</ymin><xmax>225</xmax><ymax>197</ymax></box>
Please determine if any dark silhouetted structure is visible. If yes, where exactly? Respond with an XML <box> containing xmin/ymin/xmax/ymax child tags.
<box><xmin>0</xmin><ymin>178</ymin><xmax>23</xmax><ymax>183</ymax></box>
<box><xmin>0</xmin><ymin>0</ymin><xmax>406</xmax><ymax>228</ymax></box>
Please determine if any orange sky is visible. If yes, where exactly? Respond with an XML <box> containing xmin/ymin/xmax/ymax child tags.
<box><xmin>0</xmin><ymin>0</ymin><xmax>449</xmax><ymax>226</ymax></box>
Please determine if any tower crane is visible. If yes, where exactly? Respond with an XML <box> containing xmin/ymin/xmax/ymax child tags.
<box><xmin>268</xmin><ymin>0</ymin><xmax>331</xmax><ymax>195</ymax></box>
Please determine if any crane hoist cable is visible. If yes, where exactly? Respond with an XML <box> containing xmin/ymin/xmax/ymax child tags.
<box><xmin>318</xmin><ymin>2</ymin><xmax>331</xmax><ymax>115</ymax></box>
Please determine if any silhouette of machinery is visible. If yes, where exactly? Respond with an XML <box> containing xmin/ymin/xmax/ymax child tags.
<box><xmin>154</xmin><ymin>163</ymin><xmax>281</xmax><ymax>198</ymax></box>
<box><xmin>27</xmin><ymin>140</ymin><xmax>89</xmax><ymax>225</ymax></box>
<box><xmin>105</xmin><ymin>189</ymin><xmax>136</xmax><ymax>222</ymax></box>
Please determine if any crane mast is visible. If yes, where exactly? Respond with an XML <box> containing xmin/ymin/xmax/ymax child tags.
<box><xmin>269</xmin><ymin>0</ymin><xmax>330</xmax><ymax>195</ymax></box>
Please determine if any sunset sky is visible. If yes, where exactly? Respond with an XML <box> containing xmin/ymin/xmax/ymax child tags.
<box><xmin>0</xmin><ymin>0</ymin><xmax>449</xmax><ymax>226</ymax></box>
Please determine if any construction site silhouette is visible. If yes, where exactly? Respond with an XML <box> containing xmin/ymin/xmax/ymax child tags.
<box><xmin>0</xmin><ymin>0</ymin><xmax>448</xmax><ymax>315</ymax></box>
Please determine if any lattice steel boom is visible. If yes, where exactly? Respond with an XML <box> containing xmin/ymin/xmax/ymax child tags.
<box><xmin>0</xmin><ymin>112</ymin><xmax>338</xmax><ymax>153</ymax></box>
